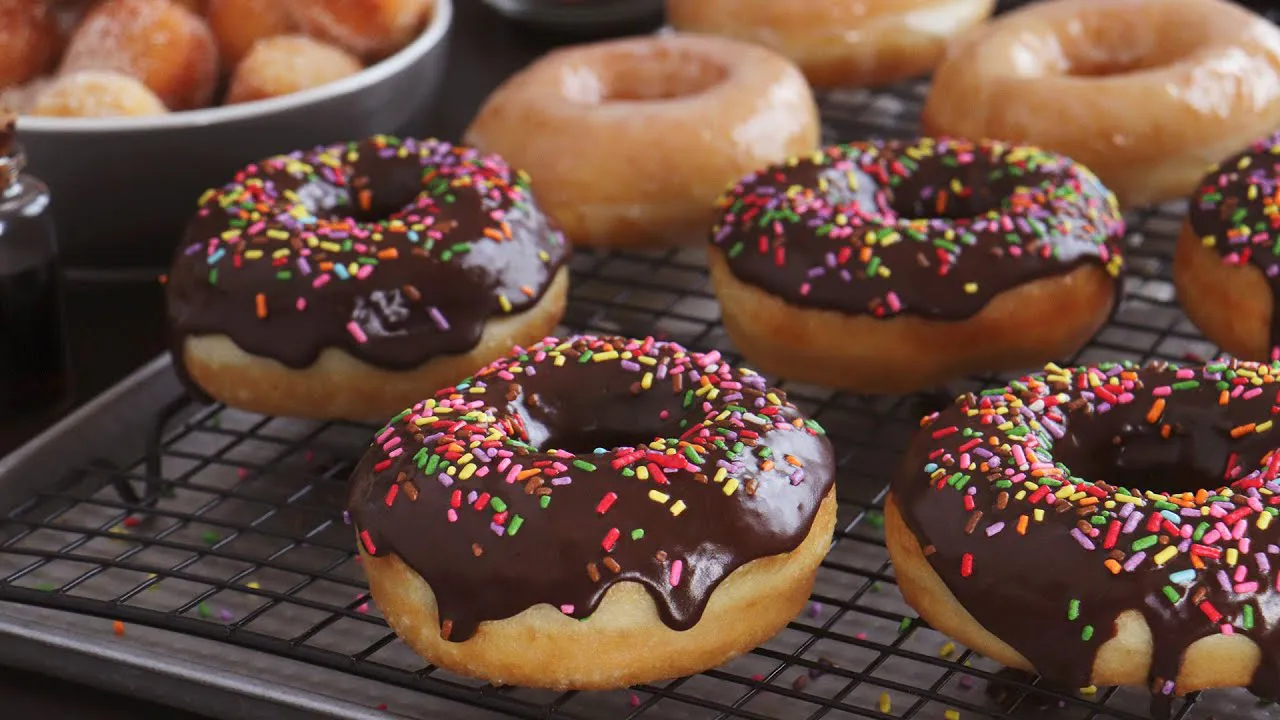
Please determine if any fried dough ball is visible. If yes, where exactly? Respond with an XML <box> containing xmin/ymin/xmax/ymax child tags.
<box><xmin>0</xmin><ymin>0</ymin><xmax>61</xmax><ymax>90</ymax></box>
<box><xmin>207</xmin><ymin>0</ymin><xmax>296</xmax><ymax>68</ymax></box>
<box><xmin>60</xmin><ymin>0</ymin><xmax>219</xmax><ymax>110</ymax></box>
<box><xmin>226</xmin><ymin>35</ymin><xmax>362</xmax><ymax>104</ymax></box>
<box><xmin>31</xmin><ymin>69</ymin><xmax>169</xmax><ymax>117</ymax></box>
<box><xmin>287</xmin><ymin>0</ymin><xmax>433</xmax><ymax>58</ymax></box>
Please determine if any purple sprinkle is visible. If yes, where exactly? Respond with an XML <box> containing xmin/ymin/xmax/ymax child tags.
<box><xmin>985</xmin><ymin>522</ymin><xmax>1005</xmax><ymax>537</ymax></box>
<box><xmin>1123</xmin><ymin>551</ymin><xmax>1146</xmax><ymax>572</ymax></box>
<box><xmin>428</xmin><ymin>306</ymin><xmax>450</xmax><ymax>331</ymax></box>
<box><xmin>438</xmin><ymin>473</ymin><xmax>453</xmax><ymax>488</ymax></box>
<box><xmin>342</xmin><ymin>510</ymin><xmax>351</xmax><ymax>525</ymax></box>
<box><xmin>1070</xmin><ymin>528</ymin><xmax>1095</xmax><ymax>550</ymax></box>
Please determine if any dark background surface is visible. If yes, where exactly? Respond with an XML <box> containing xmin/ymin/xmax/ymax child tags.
<box><xmin>0</xmin><ymin>1</ymin><xmax>659</xmax><ymax>717</ymax></box>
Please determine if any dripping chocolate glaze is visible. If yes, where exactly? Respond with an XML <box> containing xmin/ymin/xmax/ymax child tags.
<box><xmin>1187</xmin><ymin>130</ymin><xmax>1280</xmax><ymax>350</ymax></box>
<box><xmin>893</xmin><ymin>361</ymin><xmax>1280</xmax><ymax>716</ymax></box>
<box><xmin>346</xmin><ymin>336</ymin><xmax>835</xmax><ymax>641</ymax></box>
<box><xmin>710</xmin><ymin>138</ymin><xmax>1126</xmax><ymax>318</ymax></box>
<box><xmin>166</xmin><ymin>136</ymin><xmax>568</xmax><ymax>377</ymax></box>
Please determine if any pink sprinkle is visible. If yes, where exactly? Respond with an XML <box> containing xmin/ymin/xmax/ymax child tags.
<box><xmin>347</xmin><ymin>322</ymin><xmax>369</xmax><ymax>343</ymax></box>
<box><xmin>1152</xmin><ymin>385</ymin><xmax>1172</xmax><ymax>397</ymax></box>
<box><xmin>1175</xmin><ymin>368</ymin><xmax>1195</xmax><ymax>379</ymax></box>
<box><xmin>559</xmin><ymin>604</ymin><xmax>574</xmax><ymax>615</ymax></box>
<box><xmin>1235</xmin><ymin>582</ymin><xmax>1259</xmax><ymax>594</ymax></box>
<box><xmin>670</xmin><ymin>559</ymin><xmax>684</xmax><ymax>586</ymax></box>
<box><xmin>313</xmin><ymin>274</ymin><xmax>331</xmax><ymax>288</ymax></box>
<box><xmin>1221</xmin><ymin>623</ymin><xmax>1235</xmax><ymax>635</ymax></box>
<box><xmin>295</xmin><ymin>297</ymin><xmax>307</xmax><ymax>311</ymax></box>
<box><xmin>505</xmin><ymin>464</ymin><xmax>522</xmax><ymax>483</ymax></box>
<box><xmin>629</xmin><ymin>693</ymin><xmax>641</xmax><ymax>708</ymax></box>
<box><xmin>356</xmin><ymin>264</ymin><xmax>374</xmax><ymax>280</ymax></box>
<box><xmin>885</xmin><ymin>291</ymin><xmax>902</xmax><ymax>312</ymax></box>
<box><xmin>376</xmin><ymin>426</ymin><xmax>395</xmax><ymax>443</ymax></box>
<box><xmin>388</xmin><ymin>448</ymin><xmax>403</xmax><ymax>458</ymax></box>
<box><xmin>1235</xmin><ymin>565</ymin><xmax>1248</xmax><ymax>582</ymax></box>
<box><xmin>447</xmin><ymin>509</ymin><xmax>458</xmax><ymax>523</ymax></box>
<box><xmin>382</xmin><ymin>436</ymin><xmax>402</xmax><ymax>451</ymax></box>
<box><xmin>236</xmin><ymin>467</ymin><xmax>249</xmax><ymax>480</ymax></box>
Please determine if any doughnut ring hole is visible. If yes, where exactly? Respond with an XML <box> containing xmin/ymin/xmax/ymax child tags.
<box><xmin>1003</xmin><ymin>9</ymin><xmax>1205</xmax><ymax>79</ymax></box>
<box><xmin>1052</xmin><ymin>399</ymin><xmax>1263</xmax><ymax>496</ymax></box>
<box><xmin>558</xmin><ymin>46</ymin><xmax>729</xmax><ymax>103</ymax></box>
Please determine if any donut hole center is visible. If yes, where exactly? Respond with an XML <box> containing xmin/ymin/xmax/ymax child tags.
<box><xmin>562</xmin><ymin>49</ymin><xmax>728</xmax><ymax>103</ymax></box>
<box><xmin>295</xmin><ymin>161</ymin><xmax>427</xmax><ymax>225</ymax></box>
<box><xmin>512</xmin><ymin>384</ymin><xmax>684</xmax><ymax>455</ymax></box>
<box><xmin>1052</xmin><ymin>409</ymin><xmax>1246</xmax><ymax>495</ymax></box>
<box><xmin>1063</xmin><ymin>52</ymin><xmax>1175</xmax><ymax>78</ymax></box>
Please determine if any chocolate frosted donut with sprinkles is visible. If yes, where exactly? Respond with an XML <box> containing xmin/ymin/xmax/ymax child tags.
<box><xmin>1176</xmin><ymin>130</ymin><xmax>1280</xmax><ymax>362</ymax></box>
<box><xmin>166</xmin><ymin>135</ymin><xmax>570</xmax><ymax>421</ymax></box>
<box><xmin>885</xmin><ymin>359</ymin><xmax>1280</xmax><ymax>716</ymax></box>
<box><xmin>706</xmin><ymin>137</ymin><xmax>1126</xmax><ymax>394</ymax></box>
<box><xmin>346</xmin><ymin>335</ymin><xmax>837</xmax><ymax>689</ymax></box>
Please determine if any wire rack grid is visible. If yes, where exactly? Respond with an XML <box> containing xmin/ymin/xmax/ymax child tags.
<box><xmin>0</xmin><ymin>54</ymin><xmax>1273</xmax><ymax>720</ymax></box>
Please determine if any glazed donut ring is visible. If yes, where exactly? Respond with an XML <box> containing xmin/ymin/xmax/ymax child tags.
<box><xmin>707</xmin><ymin>137</ymin><xmax>1125</xmax><ymax>394</ymax></box>
<box><xmin>666</xmin><ymin>0</ymin><xmax>996</xmax><ymax>89</ymax></box>
<box><xmin>166</xmin><ymin>136</ymin><xmax>570</xmax><ymax>421</ymax></box>
<box><xmin>464</xmin><ymin>34</ymin><xmax>819</xmax><ymax>248</ymax></box>
<box><xmin>347</xmin><ymin>335</ymin><xmax>837</xmax><ymax>689</ymax></box>
<box><xmin>922</xmin><ymin>0</ymin><xmax>1280</xmax><ymax>209</ymax></box>
<box><xmin>1175</xmin><ymin>130</ymin><xmax>1280</xmax><ymax>362</ymax></box>
<box><xmin>887</xmin><ymin>360</ymin><xmax>1280</xmax><ymax>705</ymax></box>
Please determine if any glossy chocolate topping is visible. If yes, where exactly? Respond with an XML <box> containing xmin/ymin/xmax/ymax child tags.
<box><xmin>346</xmin><ymin>335</ymin><xmax>835</xmax><ymax>641</ymax></box>
<box><xmin>1188</xmin><ymin>130</ymin><xmax>1280</xmax><ymax>350</ymax></box>
<box><xmin>166</xmin><ymin>136</ymin><xmax>568</xmax><ymax>372</ymax></box>
<box><xmin>894</xmin><ymin>360</ymin><xmax>1280</xmax><ymax>714</ymax></box>
<box><xmin>710</xmin><ymin>138</ymin><xmax>1125</xmax><ymax>318</ymax></box>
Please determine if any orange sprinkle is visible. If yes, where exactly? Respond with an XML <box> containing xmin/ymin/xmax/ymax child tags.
<box><xmin>785</xmin><ymin>454</ymin><xmax>803</xmax><ymax>467</ymax></box>
<box><xmin>935</xmin><ymin>190</ymin><xmax>948</xmax><ymax>215</ymax></box>
<box><xmin>521</xmin><ymin>285</ymin><xmax>535</xmax><ymax>297</ymax></box>
<box><xmin>1145</xmin><ymin>398</ymin><xmax>1165</xmax><ymax>424</ymax></box>
<box><xmin>113</xmin><ymin>620</ymin><xmax>125</xmax><ymax>636</ymax></box>
<box><xmin>1220</xmin><ymin>390</ymin><xmax>1230</xmax><ymax>405</ymax></box>
<box><xmin>1104</xmin><ymin>559</ymin><xmax>1122</xmax><ymax>575</ymax></box>
<box><xmin>255</xmin><ymin>293</ymin><xmax>267</xmax><ymax>318</ymax></box>
<box><xmin>358</xmin><ymin>189</ymin><xmax>373</xmax><ymax>210</ymax></box>
<box><xmin>1191</xmin><ymin>554</ymin><xmax>1206</xmax><ymax>570</ymax></box>
<box><xmin>761</xmin><ymin>460</ymin><xmax>775</xmax><ymax>472</ymax></box>
<box><xmin>1232</xmin><ymin>424</ymin><xmax>1257</xmax><ymax>439</ymax></box>
<box><xmin>501</xmin><ymin>221</ymin><xmax>512</xmax><ymax>238</ymax></box>
<box><xmin>1161</xmin><ymin>424</ymin><xmax>1173</xmax><ymax>439</ymax></box>
<box><xmin>516</xmin><ymin>468</ymin><xmax>542</xmax><ymax>480</ymax></box>
<box><xmin>483</xmin><ymin>227</ymin><xmax>505</xmax><ymax>241</ymax></box>
<box><xmin>1016</xmin><ymin>515</ymin><xmax>1028</xmax><ymax>535</ymax></box>
<box><xmin>377</xmin><ymin>248</ymin><xmax>399</xmax><ymax>260</ymax></box>
<box><xmin>1078</xmin><ymin>497</ymin><xmax>1099</xmax><ymax>507</ymax></box>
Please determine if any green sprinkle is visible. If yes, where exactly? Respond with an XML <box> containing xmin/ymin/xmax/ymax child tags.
<box><xmin>864</xmin><ymin>510</ymin><xmax>885</xmax><ymax>529</ymax></box>
<box><xmin>507</xmin><ymin>515</ymin><xmax>524</xmax><ymax>536</ymax></box>
<box><xmin>201</xmin><ymin>531</ymin><xmax>221</xmax><ymax>545</ymax></box>
<box><xmin>489</xmin><ymin>497</ymin><xmax>508</xmax><ymax>512</ymax></box>
<box><xmin>1244</xmin><ymin>604</ymin><xmax>1255</xmax><ymax>630</ymax></box>
<box><xmin>539</xmin><ymin>496</ymin><xmax>551</xmax><ymax>509</ymax></box>
<box><xmin>578</xmin><ymin>350</ymin><xmax>593</xmax><ymax>363</ymax></box>
<box><xmin>683</xmin><ymin>446</ymin><xmax>701</xmax><ymax>464</ymax></box>
<box><xmin>1081</xmin><ymin>625</ymin><xmax>1094</xmax><ymax>642</ymax></box>
<box><xmin>631</xmin><ymin>528</ymin><xmax>645</xmax><ymax>540</ymax></box>
<box><xmin>33</xmin><ymin>583</ymin><xmax>54</xmax><ymax>592</ymax></box>
<box><xmin>425</xmin><ymin>453</ymin><xmax>440</xmax><ymax>475</ymax></box>
<box><xmin>1162</xmin><ymin>586</ymin><xmax>1180</xmax><ymax>604</ymax></box>
<box><xmin>898</xmin><ymin>617</ymin><xmax>913</xmax><ymax>633</ymax></box>
<box><xmin>1130</xmin><ymin>535</ymin><xmax>1158</xmax><ymax>552</ymax></box>
<box><xmin>572</xmin><ymin>460</ymin><xmax>597</xmax><ymax>472</ymax></box>
<box><xmin>197</xmin><ymin>603</ymin><xmax>212</xmax><ymax>618</ymax></box>
<box><xmin>1172</xmin><ymin>381</ymin><xmax>1200</xmax><ymax>390</ymax></box>
<box><xmin>1067</xmin><ymin>599</ymin><xmax>1080</xmax><ymax>621</ymax></box>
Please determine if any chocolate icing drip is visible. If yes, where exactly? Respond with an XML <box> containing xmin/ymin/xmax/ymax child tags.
<box><xmin>166</xmin><ymin>136</ymin><xmax>568</xmax><ymax>372</ymax></box>
<box><xmin>1187</xmin><ymin>130</ymin><xmax>1280</xmax><ymax>350</ymax></box>
<box><xmin>894</xmin><ymin>360</ymin><xmax>1280</xmax><ymax>712</ymax></box>
<box><xmin>346</xmin><ymin>335</ymin><xmax>835</xmax><ymax>641</ymax></box>
<box><xmin>710</xmin><ymin>138</ymin><xmax>1125</xmax><ymax>318</ymax></box>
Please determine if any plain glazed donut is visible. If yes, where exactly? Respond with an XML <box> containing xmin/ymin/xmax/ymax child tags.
<box><xmin>665</xmin><ymin>0</ymin><xmax>996</xmax><ymax>90</ymax></box>
<box><xmin>886</xmin><ymin>359</ymin><xmax>1280</xmax><ymax>710</ymax></box>
<box><xmin>464</xmin><ymin>34</ymin><xmax>819</xmax><ymax>248</ymax></box>
<box><xmin>346</xmin><ymin>335</ymin><xmax>837</xmax><ymax>690</ymax></box>
<box><xmin>922</xmin><ymin>0</ymin><xmax>1280</xmax><ymax>209</ymax></box>
<box><xmin>1175</xmin><ymin>130</ymin><xmax>1280</xmax><ymax>362</ymax></box>
<box><xmin>707</xmin><ymin>137</ymin><xmax>1125</xmax><ymax>394</ymax></box>
<box><xmin>166</xmin><ymin>136</ymin><xmax>570</xmax><ymax>422</ymax></box>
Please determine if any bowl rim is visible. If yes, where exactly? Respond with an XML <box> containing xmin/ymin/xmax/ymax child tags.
<box><xmin>20</xmin><ymin>0</ymin><xmax>453</xmax><ymax>134</ymax></box>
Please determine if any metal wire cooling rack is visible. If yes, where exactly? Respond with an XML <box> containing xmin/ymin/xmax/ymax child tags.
<box><xmin>0</xmin><ymin>56</ymin><xmax>1274</xmax><ymax>720</ymax></box>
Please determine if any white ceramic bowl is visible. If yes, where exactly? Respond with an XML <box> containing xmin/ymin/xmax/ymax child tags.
<box><xmin>24</xmin><ymin>0</ymin><xmax>453</xmax><ymax>268</ymax></box>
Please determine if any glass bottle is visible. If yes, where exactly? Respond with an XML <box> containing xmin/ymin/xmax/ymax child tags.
<box><xmin>0</xmin><ymin>115</ymin><xmax>70</xmax><ymax>417</ymax></box>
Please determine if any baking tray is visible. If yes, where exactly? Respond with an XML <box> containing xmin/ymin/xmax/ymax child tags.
<box><xmin>0</xmin><ymin>71</ymin><xmax>1273</xmax><ymax>720</ymax></box>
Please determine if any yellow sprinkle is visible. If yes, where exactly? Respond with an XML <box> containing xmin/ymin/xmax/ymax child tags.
<box><xmin>712</xmin><ymin>467</ymin><xmax>727</xmax><ymax>484</ymax></box>
<box><xmin>670</xmin><ymin>500</ymin><xmax>687</xmax><ymax>516</ymax></box>
<box><xmin>945</xmin><ymin>710</ymin><xmax>960</xmax><ymax>720</ymax></box>
<box><xmin>554</xmin><ymin>355</ymin><xmax>566</xmax><ymax>367</ymax></box>
<box><xmin>939</xmin><ymin>641</ymin><xmax>956</xmax><ymax>658</ymax></box>
<box><xmin>1033</xmin><ymin>508</ymin><xmax>1045</xmax><ymax>522</ymax></box>
<box><xmin>648</xmin><ymin>490</ymin><xmax>669</xmax><ymax>504</ymax></box>
<box><xmin>1114</xmin><ymin>493</ymin><xmax>1142</xmax><ymax>504</ymax></box>
<box><xmin>637</xmin><ymin>355</ymin><xmax>657</xmax><ymax>365</ymax></box>
<box><xmin>641</xmin><ymin>372</ymin><xmax>653</xmax><ymax>390</ymax></box>
<box><xmin>963</xmin><ymin>282</ymin><xmax>978</xmax><ymax>294</ymax></box>
<box><xmin>592</xmin><ymin>350</ymin><xmax>620</xmax><ymax>362</ymax></box>
<box><xmin>446</xmin><ymin>465</ymin><xmax>457</xmax><ymax>476</ymax></box>
<box><xmin>244</xmin><ymin>249</ymin><xmax>264</xmax><ymax>260</ymax></box>
<box><xmin>458</xmin><ymin>453</ymin><xmax>474</xmax><ymax>465</ymax></box>
<box><xmin>459</xmin><ymin>464</ymin><xmax>477</xmax><ymax>481</ymax></box>
<box><xmin>1227</xmin><ymin>548</ymin><xmax>1239</xmax><ymax>566</ymax></box>
<box><xmin>637</xmin><ymin>466</ymin><xmax>650</xmax><ymax>481</ymax></box>
<box><xmin>1080</xmin><ymin>685</ymin><xmax>1097</xmax><ymax>696</ymax></box>
<box><xmin>1258</xmin><ymin>421</ymin><xmax>1274</xmax><ymax>433</ymax></box>
<box><xmin>1260</xmin><ymin>513</ymin><xmax>1273</xmax><ymax>531</ymax></box>
<box><xmin>498</xmin><ymin>295</ymin><xmax>512</xmax><ymax>313</ymax></box>
<box><xmin>1153</xmin><ymin>546</ymin><xmax>1178</xmax><ymax>567</ymax></box>
<box><xmin>1055</xmin><ymin>486</ymin><xmax>1074</xmax><ymax>499</ymax></box>
<box><xmin>878</xmin><ymin>692</ymin><xmax>891</xmax><ymax>713</ymax></box>
<box><xmin>766</xmin><ymin>392</ymin><xmax>782</xmax><ymax>406</ymax></box>
<box><xmin>723</xmin><ymin>478</ymin><xmax>739</xmax><ymax>496</ymax></box>
<box><xmin>246</xmin><ymin>581</ymin><xmax>260</xmax><ymax>590</ymax></box>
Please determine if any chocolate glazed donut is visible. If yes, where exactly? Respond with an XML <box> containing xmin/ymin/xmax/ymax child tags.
<box><xmin>346</xmin><ymin>335</ymin><xmax>838</xmax><ymax>689</ymax></box>
<box><xmin>887</xmin><ymin>360</ymin><xmax>1280</xmax><ymax>718</ymax></box>
<box><xmin>166</xmin><ymin>135</ymin><xmax>570</xmax><ymax>420</ymax></box>
<box><xmin>707</xmin><ymin>137</ymin><xmax>1126</xmax><ymax>393</ymax></box>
